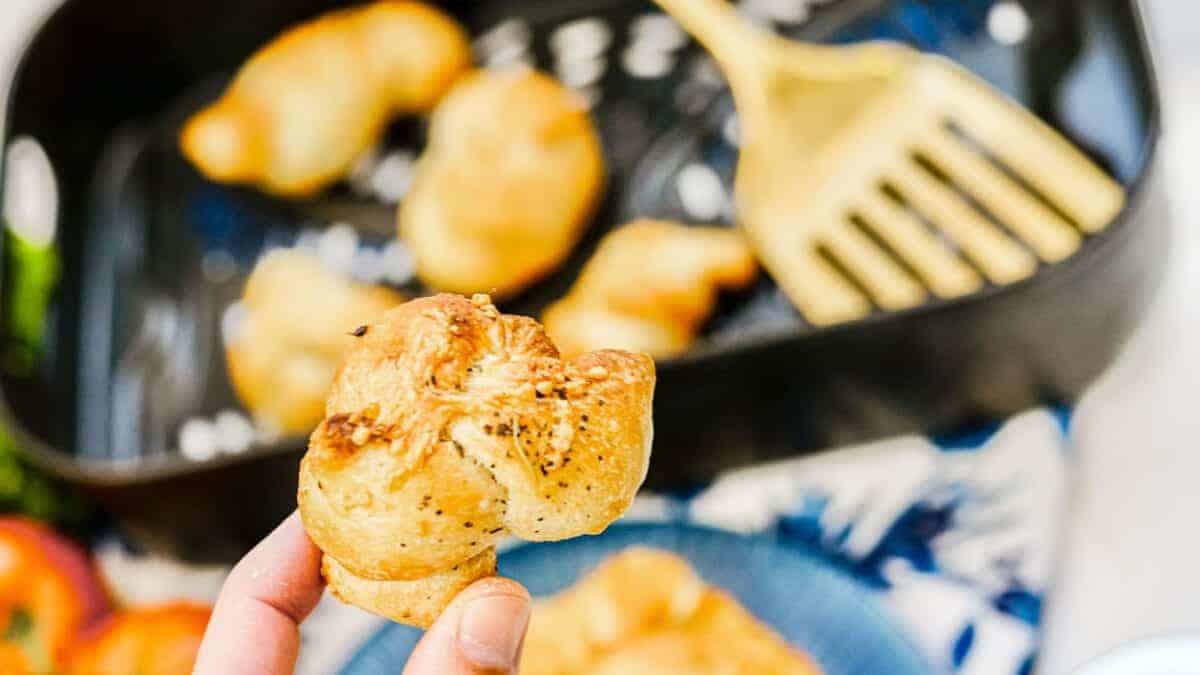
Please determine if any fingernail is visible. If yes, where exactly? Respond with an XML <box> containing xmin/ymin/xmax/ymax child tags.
<box><xmin>457</xmin><ymin>593</ymin><xmax>531</xmax><ymax>670</ymax></box>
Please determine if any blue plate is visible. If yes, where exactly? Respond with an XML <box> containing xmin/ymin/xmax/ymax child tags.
<box><xmin>341</xmin><ymin>523</ymin><xmax>933</xmax><ymax>675</ymax></box>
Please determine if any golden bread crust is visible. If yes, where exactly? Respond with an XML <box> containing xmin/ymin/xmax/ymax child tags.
<box><xmin>225</xmin><ymin>250</ymin><xmax>404</xmax><ymax>435</ymax></box>
<box><xmin>321</xmin><ymin>549</ymin><xmax>496</xmax><ymax>628</ymax></box>
<box><xmin>298</xmin><ymin>294</ymin><xmax>654</xmax><ymax>627</ymax></box>
<box><xmin>543</xmin><ymin>220</ymin><xmax>757</xmax><ymax>359</ymax></box>
<box><xmin>400</xmin><ymin>68</ymin><xmax>605</xmax><ymax>298</ymax></box>
<box><xmin>180</xmin><ymin>1</ymin><xmax>469</xmax><ymax>196</ymax></box>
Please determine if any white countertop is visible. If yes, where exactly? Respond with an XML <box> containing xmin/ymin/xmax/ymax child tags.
<box><xmin>1039</xmin><ymin>2</ymin><xmax>1200</xmax><ymax>671</ymax></box>
<box><xmin>2</xmin><ymin>1</ymin><xmax>1198</xmax><ymax>672</ymax></box>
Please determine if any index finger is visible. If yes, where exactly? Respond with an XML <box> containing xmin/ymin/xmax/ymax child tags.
<box><xmin>193</xmin><ymin>511</ymin><xmax>326</xmax><ymax>675</ymax></box>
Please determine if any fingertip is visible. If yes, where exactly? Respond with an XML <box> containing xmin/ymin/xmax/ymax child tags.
<box><xmin>455</xmin><ymin>579</ymin><xmax>531</xmax><ymax>672</ymax></box>
<box><xmin>402</xmin><ymin>576</ymin><xmax>532</xmax><ymax>675</ymax></box>
<box><xmin>456</xmin><ymin>576</ymin><xmax>531</xmax><ymax>604</ymax></box>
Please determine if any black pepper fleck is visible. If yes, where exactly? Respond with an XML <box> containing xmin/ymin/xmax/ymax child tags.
<box><xmin>349</xmin><ymin>325</ymin><xmax>368</xmax><ymax>337</ymax></box>
<box><xmin>463</xmin><ymin>521</ymin><xmax>474</xmax><ymax>528</ymax></box>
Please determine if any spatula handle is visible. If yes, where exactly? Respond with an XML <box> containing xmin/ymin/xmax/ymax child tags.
<box><xmin>650</xmin><ymin>0</ymin><xmax>766</xmax><ymax>82</ymax></box>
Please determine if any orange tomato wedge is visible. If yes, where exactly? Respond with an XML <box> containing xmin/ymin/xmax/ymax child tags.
<box><xmin>67</xmin><ymin>603</ymin><xmax>212</xmax><ymax>675</ymax></box>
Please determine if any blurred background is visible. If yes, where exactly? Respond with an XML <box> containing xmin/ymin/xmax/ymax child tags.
<box><xmin>0</xmin><ymin>0</ymin><xmax>1196</xmax><ymax>673</ymax></box>
<box><xmin>1040</xmin><ymin>1</ymin><xmax>1200</xmax><ymax>671</ymax></box>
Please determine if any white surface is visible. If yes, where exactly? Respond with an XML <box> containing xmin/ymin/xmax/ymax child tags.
<box><xmin>1</xmin><ymin>1</ymin><xmax>1199</xmax><ymax>673</ymax></box>
<box><xmin>1075</xmin><ymin>637</ymin><xmax>1200</xmax><ymax>675</ymax></box>
<box><xmin>1038</xmin><ymin>2</ymin><xmax>1200</xmax><ymax>673</ymax></box>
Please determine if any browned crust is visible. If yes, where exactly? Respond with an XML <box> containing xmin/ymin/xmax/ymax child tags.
<box><xmin>543</xmin><ymin>220</ymin><xmax>758</xmax><ymax>359</ymax></box>
<box><xmin>322</xmin><ymin>548</ymin><xmax>497</xmax><ymax>629</ymax></box>
<box><xmin>298</xmin><ymin>294</ymin><xmax>654</xmax><ymax>626</ymax></box>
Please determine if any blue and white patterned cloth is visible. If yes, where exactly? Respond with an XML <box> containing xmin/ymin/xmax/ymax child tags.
<box><xmin>614</xmin><ymin>407</ymin><xmax>1071</xmax><ymax>675</ymax></box>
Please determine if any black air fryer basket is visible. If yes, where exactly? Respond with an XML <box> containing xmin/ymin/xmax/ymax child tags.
<box><xmin>0</xmin><ymin>0</ymin><xmax>1167</xmax><ymax>561</ymax></box>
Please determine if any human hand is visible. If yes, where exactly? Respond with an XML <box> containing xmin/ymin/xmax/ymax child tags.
<box><xmin>193</xmin><ymin>512</ymin><xmax>532</xmax><ymax>674</ymax></box>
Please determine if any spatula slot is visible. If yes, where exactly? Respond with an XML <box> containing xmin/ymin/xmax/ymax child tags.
<box><xmin>889</xmin><ymin>157</ymin><xmax>1037</xmax><ymax>284</ymax></box>
<box><xmin>852</xmin><ymin>192</ymin><xmax>982</xmax><ymax>299</ymax></box>
<box><xmin>941</xmin><ymin>120</ymin><xmax>1084</xmax><ymax>234</ymax></box>
<box><xmin>910</xmin><ymin>150</ymin><xmax>1040</xmax><ymax>258</ymax></box>
<box><xmin>819</xmin><ymin>217</ymin><xmax>927</xmax><ymax>310</ymax></box>
<box><xmin>915</xmin><ymin>125</ymin><xmax>1083</xmax><ymax>263</ymax></box>
<box><xmin>845</xmin><ymin>213</ymin><xmax>930</xmax><ymax>292</ymax></box>
<box><xmin>877</xmin><ymin>181</ymin><xmax>978</xmax><ymax>273</ymax></box>
<box><xmin>813</xmin><ymin>243</ymin><xmax>879</xmax><ymax>313</ymax></box>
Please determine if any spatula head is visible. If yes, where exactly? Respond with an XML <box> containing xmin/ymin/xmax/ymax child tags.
<box><xmin>736</xmin><ymin>48</ymin><xmax>1125</xmax><ymax>327</ymax></box>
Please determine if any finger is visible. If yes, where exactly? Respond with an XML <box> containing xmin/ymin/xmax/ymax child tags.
<box><xmin>403</xmin><ymin>576</ymin><xmax>531</xmax><ymax>675</ymax></box>
<box><xmin>194</xmin><ymin>511</ymin><xmax>326</xmax><ymax>675</ymax></box>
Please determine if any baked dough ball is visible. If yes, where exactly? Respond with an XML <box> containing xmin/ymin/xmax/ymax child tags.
<box><xmin>181</xmin><ymin>1</ymin><xmax>469</xmax><ymax>196</ymax></box>
<box><xmin>297</xmin><ymin>294</ymin><xmax>654</xmax><ymax>627</ymax></box>
<box><xmin>400</xmin><ymin>68</ymin><xmax>605</xmax><ymax>298</ymax></box>
<box><xmin>225</xmin><ymin>249</ymin><xmax>404</xmax><ymax>436</ymax></box>
<box><xmin>543</xmin><ymin>220</ymin><xmax>757</xmax><ymax>359</ymax></box>
<box><xmin>521</xmin><ymin>547</ymin><xmax>705</xmax><ymax>674</ymax></box>
<box><xmin>521</xmin><ymin>548</ymin><xmax>821</xmax><ymax>675</ymax></box>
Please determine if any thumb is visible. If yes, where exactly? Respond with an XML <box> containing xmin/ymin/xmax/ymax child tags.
<box><xmin>403</xmin><ymin>577</ymin><xmax>531</xmax><ymax>675</ymax></box>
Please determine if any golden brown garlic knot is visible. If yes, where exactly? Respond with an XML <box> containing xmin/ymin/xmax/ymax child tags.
<box><xmin>298</xmin><ymin>294</ymin><xmax>654</xmax><ymax>626</ymax></box>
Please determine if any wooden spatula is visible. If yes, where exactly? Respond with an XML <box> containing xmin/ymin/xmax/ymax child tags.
<box><xmin>653</xmin><ymin>0</ymin><xmax>1125</xmax><ymax>326</ymax></box>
